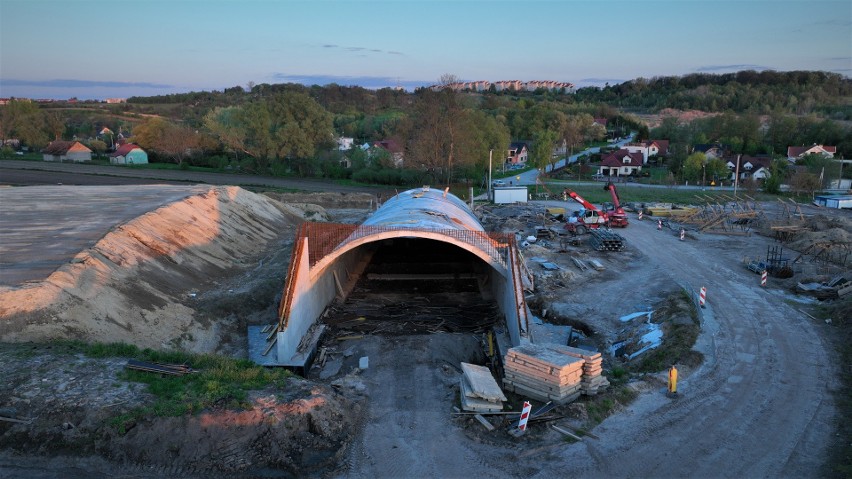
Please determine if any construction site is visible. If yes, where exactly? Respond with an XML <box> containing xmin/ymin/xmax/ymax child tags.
<box><xmin>0</xmin><ymin>178</ymin><xmax>850</xmax><ymax>478</ymax></box>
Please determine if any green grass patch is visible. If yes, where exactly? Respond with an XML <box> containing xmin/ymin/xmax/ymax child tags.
<box><xmin>539</xmin><ymin>181</ymin><xmax>776</xmax><ymax>205</ymax></box>
<box><xmin>47</xmin><ymin>340</ymin><xmax>292</xmax><ymax>432</ymax></box>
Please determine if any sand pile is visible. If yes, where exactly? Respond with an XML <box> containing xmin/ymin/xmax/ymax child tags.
<box><xmin>787</xmin><ymin>214</ymin><xmax>852</xmax><ymax>266</ymax></box>
<box><xmin>0</xmin><ymin>186</ymin><xmax>304</xmax><ymax>352</ymax></box>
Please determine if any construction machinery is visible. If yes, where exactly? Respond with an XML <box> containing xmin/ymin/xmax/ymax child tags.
<box><xmin>602</xmin><ymin>181</ymin><xmax>629</xmax><ymax>227</ymax></box>
<box><xmin>562</xmin><ymin>188</ymin><xmax>609</xmax><ymax>235</ymax></box>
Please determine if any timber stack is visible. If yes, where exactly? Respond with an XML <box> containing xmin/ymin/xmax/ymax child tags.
<box><xmin>502</xmin><ymin>343</ymin><xmax>609</xmax><ymax>404</ymax></box>
<box><xmin>459</xmin><ymin>362</ymin><xmax>507</xmax><ymax>412</ymax></box>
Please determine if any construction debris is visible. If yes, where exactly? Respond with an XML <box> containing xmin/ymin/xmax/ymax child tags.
<box><xmin>125</xmin><ymin>359</ymin><xmax>195</xmax><ymax>376</ymax></box>
<box><xmin>502</xmin><ymin>343</ymin><xmax>609</xmax><ymax>405</ymax></box>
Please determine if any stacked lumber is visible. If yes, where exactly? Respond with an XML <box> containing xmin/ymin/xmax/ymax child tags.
<box><xmin>502</xmin><ymin>344</ymin><xmax>585</xmax><ymax>404</ymax></box>
<box><xmin>502</xmin><ymin>343</ymin><xmax>609</xmax><ymax>404</ymax></box>
<box><xmin>460</xmin><ymin>362</ymin><xmax>507</xmax><ymax>412</ymax></box>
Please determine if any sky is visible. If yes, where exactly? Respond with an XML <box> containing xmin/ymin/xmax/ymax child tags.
<box><xmin>1</xmin><ymin>0</ymin><xmax>850</xmax><ymax>100</ymax></box>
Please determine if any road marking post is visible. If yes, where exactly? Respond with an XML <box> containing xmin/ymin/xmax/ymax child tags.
<box><xmin>638</xmin><ymin>211</ymin><xmax>643</xmax><ymax>221</ymax></box>
<box><xmin>699</xmin><ymin>286</ymin><xmax>707</xmax><ymax>308</ymax></box>
<box><xmin>657</xmin><ymin>219</ymin><xmax>662</xmax><ymax>231</ymax></box>
<box><xmin>518</xmin><ymin>401</ymin><xmax>532</xmax><ymax>432</ymax></box>
<box><xmin>761</xmin><ymin>270</ymin><xmax>767</xmax><ymax>287</ymax></box>
<box><xmin>667</xmin><ymin>365</ymin><xmax>678</xmax><ymax>396</ymax></box>
<box><xmin>680</xmin><ymin>228</ymin><xmax>685</xmax><ymax>241</ymax></box>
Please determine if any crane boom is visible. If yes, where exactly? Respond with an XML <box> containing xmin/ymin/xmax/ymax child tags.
<box><xmin>603</xmin><ymin>181</ymin><xmax>629</xmax><ymax>227</ymax></box>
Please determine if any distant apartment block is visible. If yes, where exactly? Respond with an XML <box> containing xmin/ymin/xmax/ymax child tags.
<box><xmin>429</xmin><ymin>80</ymin><xmax>575</xmax><ymax>93</ymax></box>
<box><xmin>105</xmin><ymin>98</ymin><xmax>127</xmax><ymax>104</ymax></box>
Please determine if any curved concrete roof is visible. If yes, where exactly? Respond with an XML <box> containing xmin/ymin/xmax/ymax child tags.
<box><xmin>362</xmin><ymin>187</ymin><xmax>483</xmax><ymax>232</ymax></box>
<box><xmin>309</xmin><ymin>187</ymin><xmax>507</xmax><ymax>278</ymax></box>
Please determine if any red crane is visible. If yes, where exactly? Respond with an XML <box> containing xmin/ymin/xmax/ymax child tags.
<box><xmin>562</xmin><ymin>189</ymin><xmax>609</xmax><ymax>235</ymax></box>
<box><xmin>603</xmin><ymin>181</ymin><xmax>629</xmax><ymax>227</ymax></box>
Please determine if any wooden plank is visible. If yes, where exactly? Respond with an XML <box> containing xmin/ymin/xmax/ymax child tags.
<box><xmin>508</xmin><ymin>344</ymin><xmax>587</xmax><ymax>368</ymax></box>
<box><xmin>504</xmin><ymin>373</ymin><xmax>582</xmax><ymax>395</ymax></box>
<box><xmin>460</xmin><ymin>379</ymin><xmax>503</xmax><ymax>412</ymax></box>
<box><xmin>504</xmin><ymin>369</ymin><xmax>583</xmax><ymax>387</ymax></box>
<box><xmin>474</xmin><ymin>414</ymin><xmax>495</xmax><ymax>431</ymax></box>
<box><xmin>0</xmin><ymin>416</ymin><xmax>31</xmax><ymax>424</ymax></box>
<box><xmin>504</xmin><ymin>361</ymin><xmax>579</xmax><ymax>382</ymax></box>
<box><xmin>552</xmin><ymin>425</ymin><xmax>583</xmax><ymax>441</ymax></box>
<box><xmin>461</xmin><ymin>363</ymin><xmax>507</xmax><ymax>402</ymax></box>
<box><xmin>505</xmin><ymin>353</ymin><xmax>584</xmax><ymax>374</ymax></box>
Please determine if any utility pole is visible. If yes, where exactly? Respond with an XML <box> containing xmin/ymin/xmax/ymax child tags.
<box><xmin>488</xmin><ymin>149</ymin><xmax>492</xmax><ymax>201</ymax></box>
<box><xmin>734</xmin><ymin>154</ymin><xmax>741</xmax><ymax>197</ymax></box>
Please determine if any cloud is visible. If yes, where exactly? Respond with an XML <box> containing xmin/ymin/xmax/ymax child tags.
<box><xmin>316</xmin><ymin>43</ymin><xmax>404</xmax><ymax>56</ymax></box>
<box><xmin>270</xmin><ymin>74</ymin><xmax>428</xmax><ymax>90</ymax></box>
<box><xmin>578</xmin><ymin>78</ymin><xmax>625</xmax><ymax>83</ymax></box>
<box><xmin>694</xmin><ymin>64</ymin><xmax>773</xmax><ymax>72</ymax></box>
<box><xmin>0</xmin><ymin>78</ymin><xmax>173</xmax><ymax>89</ymax></box>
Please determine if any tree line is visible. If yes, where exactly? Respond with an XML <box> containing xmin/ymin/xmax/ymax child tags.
<box><xmin>1</xmin><ymin>70</ymin><xmax>849</xmax><ymax>188</ymax></box>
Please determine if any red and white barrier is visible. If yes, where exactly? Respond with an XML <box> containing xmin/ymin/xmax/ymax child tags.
<box><xmin>680</xmin><ymin>228</ymin><xmax>685</xmax><ymax>241</ymax></box>
<box><xmin>657</xmin><ymin>219</ymin><xmax>662</xmax><ymax>230</ymax></box>
<box><xmin>638</xmin><ymin>211</ymin><xmax>643</xmax><ymax>221</ymax></box>
<box><xmin>761</xmin><ymin>270</ymin><xmax>767</xmax><ymax>287</ymax></box>
<box><xmin>518</xmin><ymin>401</ymin><xmax>531</xmax><ymax>431</ymax></box>
<box><xmin>699</xmin><ymin>286</ymin><xmax>707</xmax><ymax>308</ymax></box>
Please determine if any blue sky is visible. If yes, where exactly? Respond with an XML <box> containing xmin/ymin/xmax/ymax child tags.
<box><xmin>1</xmin><ymin>0</ymin><xmax>850</xmax><ymax>100</ymax></box>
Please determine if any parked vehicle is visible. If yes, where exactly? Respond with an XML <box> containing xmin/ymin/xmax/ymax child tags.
<box><xmin>492</xmin><ymin>179</ymin><xmax>506</xmax><ymax>187</ymax></box>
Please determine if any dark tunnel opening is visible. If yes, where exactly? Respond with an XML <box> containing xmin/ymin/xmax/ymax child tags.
<box><xmin>323</xmin><ymin>238</ymin><xmax>502</xmax><ymax>335</ymax></box>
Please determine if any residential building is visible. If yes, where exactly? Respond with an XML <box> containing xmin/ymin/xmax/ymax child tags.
<box><xmin>693</xmin><ymin>143</ymin><xmax>729</xmax><ymax>159</ymax></box>
<box><xmin>109</xmin><ymin>143</ymin><xmax>148</xmax><ymax>165</ymax></box>
<box><xmin>726</xmin><ymin>155</ymin><xmax>772</xmax><ymax>182</ymax></box>
<box><xmin>598</xmin><ymin>149</ymin><xmax>643</xmax><ymax>177</ymax></box>
<box><xmin>787</xmin><ymin>144</ymin><xmax>837</xmax><ymax>162</ymax></box>
<box><xmin>372</xmin><ymin>139</ymin><xmax>404</xmax><ymax>167</ymax></box>
<box><xmin>507</xmin><ymin>142</ymin><xmax>529</xmax><ymax>165</ymax></box>
<box><xmin>624</xmin><ymin>139</ymin><xmax>669</xmax><ymax>164</ymax></box>
<box><xmin>337</xmin><ymin>137</ymin><xmax>355</xmax><ymax>151</ymax></box>
<box><xmin>42</xmin><ymin>140</ymin><xmax>92</xmax><ymax>162</ymax></box>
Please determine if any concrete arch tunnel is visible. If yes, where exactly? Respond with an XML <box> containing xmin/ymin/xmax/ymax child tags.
<box><xmin>251</xmin><ymin>187</ymin><xmax>531</xmax><ymax>368</ymax></box>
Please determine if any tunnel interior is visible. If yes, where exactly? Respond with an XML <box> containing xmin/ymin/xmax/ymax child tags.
<box><xmin>323</xmin><ymin>237</ymin><xmax>502</xmax><ymax>335</ymax></box>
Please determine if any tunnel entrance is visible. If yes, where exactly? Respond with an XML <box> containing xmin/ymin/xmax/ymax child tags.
<box><xmin>323</xmin><ymin>238</ymin><xmax>501</xmax><ymax>335</ymax></box>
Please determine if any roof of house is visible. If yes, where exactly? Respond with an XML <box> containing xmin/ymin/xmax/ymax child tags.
<box><xmin>601</xmin><ymin>149</ymin><xmax>643</xmax><ymax>167</ymax></box>
<box><xmin>593</xmin><ymin>118</ymin><xmax>608</xmax><ymax>127</ymax></box>
<box><xmin>373</xmin><ymin>139</ymin><xmax>402</xmax><ymax>153</ymax></box>
<box><xmin>787</xmin><ymin>144</ymin><xmax>837</xmax><ymax>158</ymax></box>
<box><xmin>509</xmin><ymin>141</ymin><xmax>528</xmax><ymax>151</ymax></box>
<box><xmin>727</xmin><ymin>155</ymin><xmax>772</xmax><ymax>170</ymax></box>
<box><xmin>43</xmin><ymin>140</ymin><xmax>91</xmax><ymax>155</ymax></box>
<box><xmin>110</xmin><ymin>143</ymin><xmax>143</xmax><ymax>157</ymax></box>
<box><xmin>693</xmin><ymin>143</ymin><xmax>728</xmax><ymax>153</ymax></box>
<box><xmin>647</xmin><ymin>139</ymin><xmax>669</xmax><ymax>155</ymax></box>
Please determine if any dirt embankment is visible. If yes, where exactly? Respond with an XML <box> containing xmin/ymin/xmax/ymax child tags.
<box><xmin>0</xmin><ymin>186</ymin><xmax>306</xmax><ymax>353</ymax></box>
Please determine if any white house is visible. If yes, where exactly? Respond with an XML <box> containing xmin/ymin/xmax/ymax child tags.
<box><xmin>787</xmin><ymin>144</ymin><xmax>836</xmax><ymax>162</ymax></box>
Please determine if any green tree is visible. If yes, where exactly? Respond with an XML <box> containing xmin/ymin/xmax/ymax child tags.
<box><xmin>88</xmin><ymin>139</ymin><xmax>108</xmax><ymax>158</ymax></box>
<box><xmin>683</xmin><ymin>152</ymin><xmax>707</xmax><ymax>184</ymax></box>
<box><xmin>531</xmin><ymin>129</ymin><xmax>558</xmax><ymax>172</ymax></box>
<box><xmin>0</xmin><ymin>99</ymin><xmax>49</xmax><ymax>149</ymax></box>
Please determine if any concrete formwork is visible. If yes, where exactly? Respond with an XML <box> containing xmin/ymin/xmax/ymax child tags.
<box><xmin>251</xmin><ymin>187</ymin><xmax>530</xmax><ymax>368</ymax></box>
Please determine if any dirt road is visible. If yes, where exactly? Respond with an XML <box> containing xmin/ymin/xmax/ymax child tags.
<box><xmin>557</xmin><ymin>218</ymin><xmax>837</xmax><ymax>477</ymax></box>
<box><xmin>335</xmin><ymin>212</ymin><xmax>837</xmax><ymax>477</ymax></box>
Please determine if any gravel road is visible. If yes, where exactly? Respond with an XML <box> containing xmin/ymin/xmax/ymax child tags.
<box><xmin>337</xmin><ymin>213</ymin><xmax>837</xmax><ymax>478</ymax></box>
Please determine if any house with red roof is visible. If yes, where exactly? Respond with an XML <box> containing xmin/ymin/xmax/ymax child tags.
<box><xmin>42</xmin><ymin>140</ymin><xmax>92</xmax><ymax>162</ymax></box>
<box><xmin>598</xmin><ymin>149</ymin><xmax>644</xmax><ymax>177</ymax></box>
<box><xmin>372</xmin><ymin>139</ymin><xmax>404</xmax><ymax>167</ymax></box>
<box><xmin>109</xmin><ymin>143</ymin><xmax>148</xmax><ymax>165</ymax></box>
<box><xmin>787</xmin><ymin>144</ymin><xmax>836</xmax><ymax>162</ymax></box>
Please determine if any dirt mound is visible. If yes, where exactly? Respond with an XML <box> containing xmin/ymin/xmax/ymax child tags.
<box><xmin>783</xmin><ymin>214</ymin><xmax>852</xmax><ymax>266</ymax></box>
<box><xmin>263</xmin><ymin>191</ymin><xmax>376</xmax><ymax>209</ymax></box>
<box><xmin>0</xmin><ymin>186</ymin><xmax>304</xmax><ymax>353</ymax></box>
